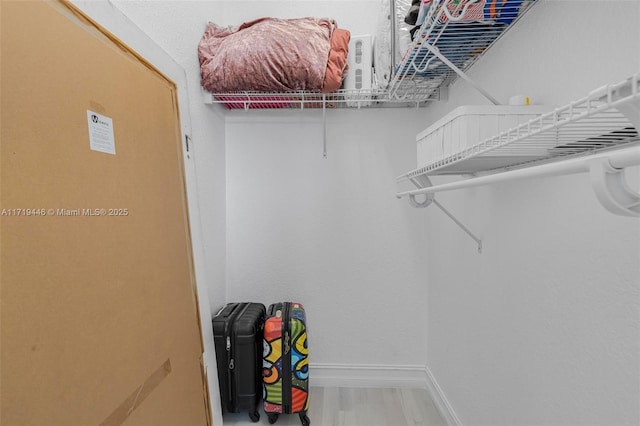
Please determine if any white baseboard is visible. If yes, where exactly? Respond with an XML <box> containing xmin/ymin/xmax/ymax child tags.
<box><xmin>424</xmin><ymin>365</ymin><xmax>462</xmax><ymax>426</ymax></box>
<box><xmin>309</xmin><ymin>363</ymin><xmax>428</xmax><ymax>389</ymax></box>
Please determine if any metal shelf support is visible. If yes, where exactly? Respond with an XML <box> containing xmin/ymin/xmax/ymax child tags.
<box><xmin>408</xmin><ymin>176</ymin><xmax>483</xmax><ymax>253</ymax></box>
<box><xmin>419</xmin><ymin>42</ymin><xmax>501</xmax><ymax>106</ymax></box>
<box><xmin>322</xmin><ymin>94</ymin><xmax>328</xmax><ymax>158</ymax></box>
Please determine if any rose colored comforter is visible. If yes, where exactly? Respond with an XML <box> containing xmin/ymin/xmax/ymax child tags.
<box><xmin>198</xmin><ymin>17</ymin><xmax>350</xmax><ymax>93</ymax></box>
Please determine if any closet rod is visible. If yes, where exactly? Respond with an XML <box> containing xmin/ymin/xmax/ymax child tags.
<box><xmin>397</xmin><ymin>145</ymin><xmax>640</xmax><ymax>216</ymax></box>
<box><xmin>397</xmin><ymin>146</ymin><xmax>640</xmax><ymax>196</ymax></box>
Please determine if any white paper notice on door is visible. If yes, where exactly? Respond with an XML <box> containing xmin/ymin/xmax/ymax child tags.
<box><xmin>87</xmin><ymin>110</ymin><xmax>116</xmax><ymax>155</ymax></box>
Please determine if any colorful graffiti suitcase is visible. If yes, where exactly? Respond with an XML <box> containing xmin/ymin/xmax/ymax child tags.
<box><xmin>262</xmin><ymin>302</ymin><xmax>310</xmax><ymax>426</ymax></box>
<box><xmin>212</xmin><ymin>302</ymin><xmax>266</xmax><ymax>422</ymax></box>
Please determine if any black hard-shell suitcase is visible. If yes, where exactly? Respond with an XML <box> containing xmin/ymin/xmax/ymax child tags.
<box><xmin>212</xmin><ymin>302</ymin><xmax>266</xmax><ymax>422</ymax></box>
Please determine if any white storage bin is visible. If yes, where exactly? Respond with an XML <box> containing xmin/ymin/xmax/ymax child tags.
<box><xmin>343</xmin><ymin>35</ymin><xmax>373</xmax><ymax>107</ymax></box>
<box><xmin>416</xmin><ymin>105</ymin><xmax>552</xmax><ymax>168</ymax></box>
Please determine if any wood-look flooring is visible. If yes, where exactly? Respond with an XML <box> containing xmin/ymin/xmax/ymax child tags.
<box><xmin>222</xmin><ymin>387</ymin><xmax>447</xmax><ymax>426</ymax></box>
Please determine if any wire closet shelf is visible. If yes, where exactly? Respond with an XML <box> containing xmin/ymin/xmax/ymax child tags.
<box><xmin>387</xmin><ymin>0</ymin><xmax>535</xmax><ymax>104</ymax></box>
<box><xmin>395</xmin><ymin>74</ymin><xmax>640</xmax><ymax>246</ymax></box>
<box><xmin>203</xmin><ymin>0</ymin><xmax>536</xmax><ymax>110</ymax></box>
<box><xmin>398</xmin><ymin>74</ymin><xmax>640</xmax><ymax>182</ymax></box>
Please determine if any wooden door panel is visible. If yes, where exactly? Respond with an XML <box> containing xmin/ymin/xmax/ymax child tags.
<box><xmin>1</xmin><ymin>2</ymin><xmax>209</xmax><ymax>425</ymax></box>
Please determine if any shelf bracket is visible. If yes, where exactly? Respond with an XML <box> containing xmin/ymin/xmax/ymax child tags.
<box><xmin>322</xmin><ymin>94</ymin><xmax>327</xmax><ymax>159</ymax></box>
<box><xmin>589</xmin><ymin>158</ymin><xmax>640</xmax><ymax>217</ymax></box>
<box><xmin>420</xmin><ymin>42</ymin><xmax>501</xmax><ymax>106</ymax></box>
<box><xmin>408</xmin><ymin>176</ymin><xmax>483</xmax><ymax>253</ymax></box>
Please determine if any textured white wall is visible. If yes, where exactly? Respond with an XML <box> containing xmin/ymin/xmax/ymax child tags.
<box><xmin>217</xmin><ymin>0</ymin><xmax>380</xmax><ymax>35</ymax></box>
<box><xmin>225</xmin><ymin>108</ymin><xmax>430</xmax><ymax>367</ymax></box>
<box><xmin>420</xmin><ymin>1</ymin><xmax>640</xmax><ymax>425</ymax></box>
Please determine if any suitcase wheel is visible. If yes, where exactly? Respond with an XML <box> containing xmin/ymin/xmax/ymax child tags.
<box><xmin>299</xmin><ymin>412</ymin><xmax>310</xmax><ymax>426</ymax></box>
<box><xmin>267</xmin><ymin>413</ymin><xmax>279</xmax><ymax>424</ymax></box>
<box><xmin>249</xmin><ymin>411</ymin><xmax>260</xmax><ymax>423</ymax></box>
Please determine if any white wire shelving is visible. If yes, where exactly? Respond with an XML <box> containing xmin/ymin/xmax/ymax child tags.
<box><xmin>202</xmin><ymin>88</ymin><xmax>439</xmax><ymax>110</ymax></box>
<box><xmin>387</xmin><ymin>0</ymin><xmax>536</xmax><ymax>104</ymax></box>
<box><xmin>395</xmin><ymin>75</ymin><xmax>640</xmax><ymax>250</ymax></box>
<box><xmin>202</xmin><ymin>0</ymin><xmax>536</xmax><ymax>110</ymax></box>
<box><xmin>398</xmin><ymin>74</ymin><xmax>640</xmax><ymax>180</ymax></box>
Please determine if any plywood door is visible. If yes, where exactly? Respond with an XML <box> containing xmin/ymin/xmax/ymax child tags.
<box><xmin>1</xmin><ymin>1</ymin><xmax>209</xmax><ymax>425</ymax></box>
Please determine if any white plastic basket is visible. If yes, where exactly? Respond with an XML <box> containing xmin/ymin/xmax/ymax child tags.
<box><xmin>417</xmin><ymin>105</ymin><xmax>552</xmax><ymax>168</ymax></box>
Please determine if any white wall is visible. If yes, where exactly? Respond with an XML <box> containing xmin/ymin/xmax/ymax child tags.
<box><xmin>216</xmin><ymin>0</ymin><xmax>380</xmax><ymax>35</ymax></box>
<box><xmin>225</xmin><ymin>108</ymin><xmax>431</xmax><ymax>379</ymax></box>
<box><xmin>420</xmin><ymin>1</ymin><xmax>640</xmax><ymax>425</ymax></box>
